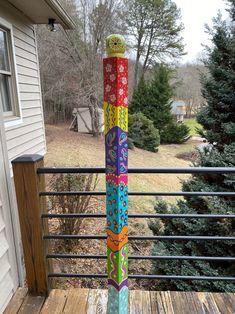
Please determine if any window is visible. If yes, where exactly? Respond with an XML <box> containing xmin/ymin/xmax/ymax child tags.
<box><xmin>0</xmin><ymin>26</ymin><xmax>18</xmax><ymax>118</ymax></box>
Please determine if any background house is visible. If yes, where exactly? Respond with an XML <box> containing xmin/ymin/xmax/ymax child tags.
<box><xmin>0</xmin><ymin>1</ymin><xmax>74</xmax><ymax>312</ymax></box>
<box><xmin>171</xmin><ymin>100</ymin><xmax>186</xmax><ymax>122</ymax></box>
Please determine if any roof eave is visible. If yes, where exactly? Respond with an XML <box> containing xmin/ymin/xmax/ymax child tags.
<box><xmin>44</xmin><ymin>0</ymin><xmax>76</xmax><ymax>29</ymax></box>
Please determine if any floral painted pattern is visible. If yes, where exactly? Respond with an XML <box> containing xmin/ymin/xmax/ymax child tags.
<box><xmin>104</xmin><ymin>58</ymin><xmax>128</xmax><ymax>106</ymax></box>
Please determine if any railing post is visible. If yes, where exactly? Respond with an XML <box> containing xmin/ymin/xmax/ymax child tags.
<box><xmin>12</xmin><ymin>154</ymin><xmax>49</xmax><ymax>296</ymax></box>
<box><xmin>104</xmin><ymin>35</ymin><xmax>129</xmax><ymax>314</ymax></box>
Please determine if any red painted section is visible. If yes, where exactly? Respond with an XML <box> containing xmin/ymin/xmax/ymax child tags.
<box><xmin>103</xmin><ymin>57</ymin><xmax>128</xmax><ymax>107</ymax></box>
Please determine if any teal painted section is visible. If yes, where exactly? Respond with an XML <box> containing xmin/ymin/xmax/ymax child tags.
<box><xmin>107</xmin><ymin>285</ymin><xmax>129</xmax><ymax>314</ymax></box>
<box><xmin>106</xmin><ymin>182</ymin><xmax>128</xmax><ymax>234</ymax></box>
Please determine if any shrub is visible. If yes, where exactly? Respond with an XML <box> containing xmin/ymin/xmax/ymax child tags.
<box><xmin>128</xmin><ymin>137</ymin><xmax>135</xmax><ymax>150</ymax></box>
<box><xmin>161</xmin><ymin>122</ymin><xmax>191</xmax><ymax>144</ymax></box>
<box><xmin>49</xmin><ymin>171</ymin><xmax>98</xmax><ymax>249</ymax></box>
<box><xmin>129</xmin><ymin>113</ymin><xmax>160</xmax><ymax>152</ymax></box>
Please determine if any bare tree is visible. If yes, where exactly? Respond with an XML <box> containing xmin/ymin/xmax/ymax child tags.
<box><xmin>175</xmin><ymin>63</ymin><xmax>208</xmax><ymax>117</ymax></box>
<box><xmin>37</xmin><ymin>0</ymin><xmax>126</xmax><ymax>135</ymax></box>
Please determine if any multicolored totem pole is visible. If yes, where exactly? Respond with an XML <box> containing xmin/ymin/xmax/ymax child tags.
<box><xmin>104</xmin><ymin>34</ymin><xmax>128</xmax><ymax>314</ymax></box>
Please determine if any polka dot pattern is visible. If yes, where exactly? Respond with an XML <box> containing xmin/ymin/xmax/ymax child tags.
<box><xmin>106</xmin><ymin>182</ymin><xmax>128</xmax><ymax>234</ymax></box>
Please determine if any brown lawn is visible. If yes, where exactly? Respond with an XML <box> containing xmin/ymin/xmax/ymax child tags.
<box><xmin>44</xmin><ymin>124</ymin><xmax>199</xmax><ymax>290</ymax></box>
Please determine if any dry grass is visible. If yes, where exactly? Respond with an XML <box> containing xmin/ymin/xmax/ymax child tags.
<box><xmin>45</xmin><ymin>124</ymin><xmax>196</xmax><ymax>197</ymax></box>
<box><xmin>44</xmin><ymin>124</ymin><xmax>199</xmax><ymax>290</ymax></box>
<box><xmin>45</xmin><ymin>124</ymin><xmax>197</xmax><ymax>211</ymax></box>
<box><xmin>45</xmin><ymin>124</ymin><xmax>195</xmax><ymax>168</ymax></box>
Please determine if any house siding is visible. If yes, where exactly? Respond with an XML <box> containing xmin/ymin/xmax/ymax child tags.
<box><xmin>0</xmin><ymin>3</ymin><xmax>46</xmax><ymax>312</ymax></box>
<box><xmin>0</xmin><ymin>203</ymin><xmax>14</xmax><ymax>314</ymax></box>
<box><xmin>0</xmin><ymin>2</ymin><xmax>46</xmax><ymax>162</ymax></box>
<box><xmin>0</xmin><ymin>147</ymin><xmax>19</xmax><ymax>314</ymax></box>
<box><xmin>0</xmin><ymin>235</ymin><xmax>14</xmax><ymax>314</ymax></box>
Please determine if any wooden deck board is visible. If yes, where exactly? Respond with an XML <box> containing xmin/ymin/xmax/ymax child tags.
<box><xmin>150</xmin><ymin>291</ymin><xmax>174</xmax><ymax>314</ymax></box>
<box><xmin>63</xmin><ymin>289</ymin><xmax>89</xmax><ymax>314</ymax></box>
<box><xmin>4</xmin><ymin>288</ymin><xmax>28</xmax><ymax>314</ymax></box>
<box><xmin>18</xmin><ymin>295</ymin><xmax>45</xmax><ymax>314</ymax></box>
<box><xmin>86</xmin><ymin>289</ymin><xmax>107</xmax><ymax>314</ymax></box>
<box><xmin>211</xmin><ymin>293</ymin><xmax>235</xmax><ymax>314</ymax></box>
<box><xmin>4</xmin><ymin>288</ymin><xmax>235</xmax><ymax>314</ymax></box>
<box><xmin>173</xmin><ymin>291</ymin><xmax>215</xmax><ymax>314</ymax></box>
<box><xmin>40</xmin><ymin>289</ymin><xmax>68</xmax><ymax>314</ymax></box>
<box><xmin>196</xmin><ymin>292</ymin><xmax>221</xmax><ymax>313</ymax></box>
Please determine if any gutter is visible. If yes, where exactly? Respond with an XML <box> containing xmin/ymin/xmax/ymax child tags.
<box><xmin>44</xmin><ymin>0</ymin><xmax>76</xmax><ymax>29</ymax></box>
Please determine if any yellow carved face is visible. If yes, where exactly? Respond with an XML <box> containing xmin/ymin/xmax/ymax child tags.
<box><xmin>106</xmin><ymin>34</ymin><xmax>126</xmax><ymax>57</ymax></box>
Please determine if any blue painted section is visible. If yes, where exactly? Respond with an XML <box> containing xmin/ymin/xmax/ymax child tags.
<box><xmin>106</xmin><ymin>182</ymin><xmax>128</xmax><ymax>234</ymax></box>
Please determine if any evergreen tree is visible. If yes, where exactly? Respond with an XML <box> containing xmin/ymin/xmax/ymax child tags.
<box><xmin>130</xmin><ymin>65</ymin><xmax>173</xmax><ymax>130</ymax></box>
<box><xmin>129</xmin><ymin>75</ymin><xmax>149</xmax><ymax>114</ymax></box>
<box><xmin>150</xmin><ymin>1</ymin><xmax>235</xmax><ymax>292</ymax></box>
<box><xmin>148</xmin><ymin>65</ymin><xmax>174</xmax><ymax>130</ymax></box>
<box><xmin>130</xmin><ymin>64</ymin><xmax>190</xmax><ymax>144</ymax></box>
<box><xmin>129</xmin><ymin>113</ymin><xmax>160</xmax><ymax>152</ymax></box>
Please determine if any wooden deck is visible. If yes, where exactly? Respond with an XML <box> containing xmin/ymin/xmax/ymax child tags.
<box><xmin>4</xmin><ymin>288</ymin><xmax>235</xmax><ymax>314</ymax></box>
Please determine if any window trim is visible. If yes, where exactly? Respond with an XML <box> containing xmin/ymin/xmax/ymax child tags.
<box><xmin>0</xmin><ymin>17</ymin><xmax>22</xmax><ymax>128</ymax></box>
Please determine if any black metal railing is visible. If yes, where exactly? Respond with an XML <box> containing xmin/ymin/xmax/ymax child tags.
<box><xmin>38</xmin><ymin>167</ymin><xmax>235</xmax><ymax>282</ymax></box>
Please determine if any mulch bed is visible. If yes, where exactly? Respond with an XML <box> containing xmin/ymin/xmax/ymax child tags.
<box><xmin>48</xmin><ymin>196</ymin><xmax>154</xmax><ymax>290</ymax></box>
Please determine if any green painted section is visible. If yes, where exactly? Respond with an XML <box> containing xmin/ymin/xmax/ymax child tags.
<box><xmin>107</xmin><ymin>244</ymin><xmax>128</xmax><ymax>284</ymax></box>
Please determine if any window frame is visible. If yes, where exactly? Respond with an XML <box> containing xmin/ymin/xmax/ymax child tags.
<box><xmin>0</xmin><ymin>17</ymin><xmax>21</xmax><ymax>126</ymax></box>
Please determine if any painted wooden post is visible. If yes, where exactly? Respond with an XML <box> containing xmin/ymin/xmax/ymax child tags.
<box><xmin>104</xmin><ymin>34</ymin><xmax>129</xmax><ymax>314</ymax></box>
<box><xmin>12</xmin><ymin>155</ymin><xmax>49</xmax><ymax>296</ymax></box>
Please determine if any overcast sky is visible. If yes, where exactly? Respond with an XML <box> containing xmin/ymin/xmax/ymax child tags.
<box><xmin>174</xmin><ymin>0</ymin><xmax>229</xmax><ymax>63</ymax></box>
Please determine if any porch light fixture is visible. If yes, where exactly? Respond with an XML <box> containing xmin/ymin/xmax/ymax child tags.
<box><xmin>48</xmin><ymin>18</ymin><xmax>56</xmax><ymax>32</ymax></box>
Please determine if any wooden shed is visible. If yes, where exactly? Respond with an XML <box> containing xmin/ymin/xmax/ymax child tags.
<box><xmin>70</xmin><ymin>107</ymin><xmax>105</xmax><ymax>134</ymax></box>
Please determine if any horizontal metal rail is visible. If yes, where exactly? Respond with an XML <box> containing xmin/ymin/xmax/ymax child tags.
<box><xmin>37</xmin><ymin>167</ymin><xmax>235</xmax><ymax>174</ymax></box>
<box><xmin>39</xmin><ymin>191</ymin><xmax>235</xmax><ymax>197</ymax></box>
<box><xmin>40</xmin><ymin>166</ymin><xmax>235</xmax><ymax>284</ymax></box>
<box><xmin>41</xmin><ymin>213</ymin><xmax>235</xmax><ymax>219</ymax></box>
<box><xmin>40</xmin><ymin>191</ymin><xmax>106</xmax><ymax>196</ymax></box>
<box><xmin>131</xmin><ymin>275</ymin><xmax>235</xmax><ymax>281</ymax></box>
<box><xmin>47</xmin><ymin>254</ymin><xmax>107</xmax><ymax>259</ymax></box>
<box><xmin>43</xmin><ymin>234</ymin><xmax>235</xmax><ymax>241</ymax></box>
<box><xmin>47</xmin><ymin>273</ymin><xmax>235</xmax><ymax>281</ymax></box>
<box><xmin>46</xmin><ymin>254</ymin><xmax>235</xmax><ymax>262</ymax></box>
<box><xmin>42</xmin><ymin>213</ymin><xmax>106</xmax><ymax>218</ymax></box>
<box><xmin>38</xmin><ymin>167</ymin><xmax>105</xmax><ymax>174</ymax></box>
<box><xmin>48</xmin><ymin>273</ymin><xmax>106</xmax><ymax>278</ymax></box>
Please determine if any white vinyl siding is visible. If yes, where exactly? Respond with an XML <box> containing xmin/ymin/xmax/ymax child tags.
<box><xmin>0</xmin><ymin>146</ymin><xmax>19</xmax><ymax>314</ymax></box>
<box><xmin>0</xmin><ymin>2</ymin><xmax>46</xmax><ymax>313</ymax></box>
<box><xmin>0</xmin><ymin>229</ymin><xmax>14</xmax><ymax>313</ymax></box>
<box><xmin>0</xmin><ymin>2</ymin><xmax>46</xmax><ymax>161</ymax></box>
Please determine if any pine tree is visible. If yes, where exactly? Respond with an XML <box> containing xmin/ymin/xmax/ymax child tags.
<box><xmin>150</xmin><ymin>1</ymin><xmax>235</xmax><ymax>292</ymax></box>
<box><xmin>148</xmin><ymin>65</ymin><xmax>174</xmax><ymax>131</ymax></box>
<box><xmin>130</xmin><ymin>65</ymin><xmax>174</xmax><ymax>131</ymax></box>
<box><xmin>129</xmin><ymin>75</ymin><xmax>150</xmax><ymax>114</ymax></box>
<box><xmin>130</xmin><ymin>64</ymin><xmax>190</xmax><ymax>144</ymax></box>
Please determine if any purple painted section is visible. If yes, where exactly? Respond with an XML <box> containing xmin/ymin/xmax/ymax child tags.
<box><xmin>105</xmin><ymin>126</ymin><xmax>128</xmax><ymax>176</ymax></box>
<box><xmin>108</xmin><ymin>278</ymin><xmax>128</xmax><ymax>291</ymax></box>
